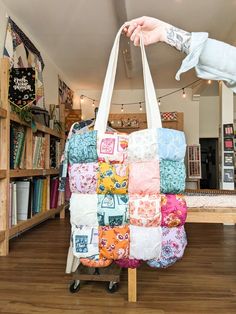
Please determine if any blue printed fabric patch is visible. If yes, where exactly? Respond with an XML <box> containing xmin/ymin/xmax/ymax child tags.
<box><xmin>97</xmin><ymin>194</ymin><xmax>129</xmax><ymax>227</ymax></box>
<box><xmin>157</xmin><ymin>128</ymin><xmax>186</xmax><ymax>161</ymax></box>
<box><xmin>75</xmin><ymin>235</ymin><xmax>88</xmax><ymax>253</ymax></box>
<box><xmin>160</xmin><ymin>160</ymin><xmax>186</xmax><ymax>193</ymax></box>
<box><xmin>68</xmin><ymin>130</ymin><xmax>98</xmax><ymax>164</ymax></box>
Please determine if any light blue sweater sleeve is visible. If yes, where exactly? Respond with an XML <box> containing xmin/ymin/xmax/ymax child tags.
<box><xmin>175</xmin><ymin>32</ymin><xmax>236</xmax><ymax>93</ymax></box>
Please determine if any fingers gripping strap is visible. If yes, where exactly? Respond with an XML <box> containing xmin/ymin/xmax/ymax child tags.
<box><xmin>94</xmin><ymin>23</ymin><xmax>162</xmax><ymax>132</ymax></box>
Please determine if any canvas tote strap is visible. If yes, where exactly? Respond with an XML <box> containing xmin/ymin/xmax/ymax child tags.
<box><xmin>94</xmin><ymin>22</ymin><xmax>162</xmax><ymax>132</ymax></box>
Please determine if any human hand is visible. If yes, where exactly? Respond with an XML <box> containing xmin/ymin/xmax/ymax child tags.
<box><xmin>123</xmin><ymin>16</ymin><xmax>169</xmax><ymax>46</ymax></box>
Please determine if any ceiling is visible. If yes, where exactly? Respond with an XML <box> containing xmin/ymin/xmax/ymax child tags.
<box><xmin>2</xmin><ymin>0</ymin><xmax>236</xmax><ymax>93</ymax></box>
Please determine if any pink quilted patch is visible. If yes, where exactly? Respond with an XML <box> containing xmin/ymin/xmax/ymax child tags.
<box><xmin>128</xmin><ymin>161</ymin><xmax>160</xmax><ymax>194</ymax></box>
<box><xmin>160</xmin><ymin>194</ymin><xmax>187</xmax><ymax>227</ymax></box>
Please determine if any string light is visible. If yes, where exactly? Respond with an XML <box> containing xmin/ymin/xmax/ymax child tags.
<box><xmin>78</xmin><ymin>78</ymin><xmax>207</xmax><ymax>109</ymax></box>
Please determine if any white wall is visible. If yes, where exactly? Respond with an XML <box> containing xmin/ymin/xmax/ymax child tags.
<box><xmin>199</xmin><ymin>96</ymin><xmax>219</xmax><ymax>138</ymax></box>
<box><xmin>0</xmin><ymin>0</ymin><xmax>74</xmax><ymax>108</ymax></box>
<box><xmin>78</xmin><ymin>87</ymin><xmax>200</xmax><ymax>145</ymax></box>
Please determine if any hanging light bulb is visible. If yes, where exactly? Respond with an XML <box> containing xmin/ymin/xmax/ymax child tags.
<box><xmin>182</xmin><ymin>88</ymin><xmax>186</xmax><ymax>98</ymax></box>
<box><xmin>207</xmin><ymin>80</ymin><xmax>212</xmax><ymax>84</ymax></box>
<box><xmin>139</xmin><ymin>102</ymin><xmax>142</xmax><ymax>111</ymax></box>
<box><xmin>80</xmin><ymin>95</ymin><xmax>84</xmax><ymax>104</ymax></box>
<box><xmin>158</xmin><ymin>99</ymin><xmax>161</xmax><ymax>106</ymax></box>
<box><xmin>121</xmin><ymin>104</ymin><xmax>124</xmax><ymax>112</ymax></box>
<box><xmin>92</xmin><ymin>100</ymin><xmax>95</xmax><ymax>107</ymax></box>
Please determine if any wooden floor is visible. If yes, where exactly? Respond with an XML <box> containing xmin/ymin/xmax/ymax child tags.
<box><xmin>0</xmin><ymin>213</ymin><xmax>235</xmax><ymax>314</ymax></box>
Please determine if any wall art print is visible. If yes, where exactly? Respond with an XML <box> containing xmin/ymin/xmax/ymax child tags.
<box><xmin>223</xmin><ymin>168</ymin><xmax>234</xmax><ymax>182</ymax></box>
<box><xmin>58</xmin><ymin>77</ymin><xmax>74</xmax><ymax>109</ymax></box>
<box><xmin>4</xmin><ymin>17</ymin><xmax>45</xmax><ymax>109</ymax></box>
<box><xmin>224</xmin><ymin>138</ymin><xmax>234</xmax><ymax>151</ymax></box>
<box><xmin>224</xmin><ymin>153</ymin><xmax>234</xmax><ymax>167</ymax></box>
<box><xmin>8</xmin><ymin>67</ymin><xmax>36</xmax><ymax>108</ymax></box>
<box><xmin>223</xmin><ymin>123</ymin><xmax>234</xmax><ymax>138</ymax></box>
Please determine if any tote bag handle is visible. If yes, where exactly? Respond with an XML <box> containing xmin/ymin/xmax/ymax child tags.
<box><xmin>94</xmin><ymin>23</ymin><xmax>162</xmax><ymax>132</ymax></box>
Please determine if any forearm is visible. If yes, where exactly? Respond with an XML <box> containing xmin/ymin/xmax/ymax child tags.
<box><xmin>162</xmin><ymin>24</ymin><xmax>191</xmax><ymax>54</ymax></box>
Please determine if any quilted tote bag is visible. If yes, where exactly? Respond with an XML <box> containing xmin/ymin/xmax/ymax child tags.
<box><xmin>68</xmin><ymin>23</ymin><xmax>187</xmax><ymax>268</ymax></box>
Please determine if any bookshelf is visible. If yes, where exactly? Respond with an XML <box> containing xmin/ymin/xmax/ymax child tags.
<box><xmin>0</xmin><ymin>58</ymin><xmax>66</xmax><ymax>256</ymax></box>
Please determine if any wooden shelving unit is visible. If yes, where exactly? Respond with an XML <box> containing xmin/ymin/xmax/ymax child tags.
<box><xmin>0</xmin><ymin>107</ymin><xmax>7</xmax><ymax>118</ymax></box>
<box><xmin>0</xmin><ymin>58</ymin><xmax>65</xmax><ymax>256</ymax></box>
<box><xmin>0</xmin><ymin>170</ymin><xmax>6</xmax><ymax>179</ymax></box>
<box><xmin>9</xmin><ymin>204</ymin><xmax>64</xmax><ymax>238</ymax></box>
<box><xmin>10</xmin><ymin>168</ymin><xmax>59</xmax><ymax>178</ymax></box>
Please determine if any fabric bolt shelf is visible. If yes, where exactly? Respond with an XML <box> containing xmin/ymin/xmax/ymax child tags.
<box><xmin>62</xmin><ymin>23</ymin><xmax>188</xmax><ymax>272</ymax></box>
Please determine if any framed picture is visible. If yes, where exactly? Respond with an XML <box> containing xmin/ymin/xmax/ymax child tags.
<box><xmin>224</xmin><ymin>138</ymin><xmax>234</xmax><ymax>151</ymax></box>
<box><xmin>223</xmin><ymin>123</ymin><xmax>234</xmax><ymax>137</ymax></box>
<box><xmin>223</xmin><ymin>169</ymin><xmax>234</xmax><ymax>182</ymax></box>
<box><xmin>224</xmin><ymin>153</ymin><xmax>234</xmax><ymax>166</ymax></box>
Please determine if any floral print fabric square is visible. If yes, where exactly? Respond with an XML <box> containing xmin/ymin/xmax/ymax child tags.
<box><xmin>160</xmin><ymin>160</ymin><xmax>186</xmax><ymax>193</ymax></box>
<box><xmin>129</xmin><ymin>161</ymin><xmax>160</xmax><ymax>194</ymax></box>
<box><xmin>128</xmin><ymin>129</ymin><xmax>158</xmax><ymax>162</ymax></box>
<box><xmin>129</xmin><ymin>225</ymin><xmax>162</xmax><ymax>260</ymax></box>
<box><xmin>161</xmin><ymin>194</ymin><xmax>187</xmax><ymax>227</ymax></box>
<box><xmin>99</xmin><ymin>225</ymin><xmax>129</xmax><ymax>260</ymax></box>
<box><xmin>70</xmin><ymin>193</ymin><xmax>98</xmax><ymax>227</ymax></box>
<box><xmin>97</xmin><ymin>194</ymin><xmax>129</xmax><ymax>226</ymax></box>
<box><xmin>157</xmin><ymin>128</ymin><xmax>186</xmax><ymax>161</ymax></box>
<box><xmin>72</xmin><ymin>225</ymin><xmax>99</xmax><ymax>259</ymax></box>
<box><xmin>147</xmin><ymin>226</ymin><xmax>187</xmax><ymax>268</ymax></box>
<box><xmin>68</xmin><ymin>162</ymin><xmax>98</xmax><ymax>194</ymax></box>
<box><xmin>97</xmin><ymin>162</ymin><xmax>128</xmax><ymax>194</ymax></box>
<box><xmin>129</xmin><ymin>194</ymin><xmax>161</xmax><ymax>227</ymax></box>
<box><xmin>97</xmin><ymin>131</ymin><xmax>128</xmax><ymax>163</ymax></box>
<box><xmin>68</xmin><ymin>130</ymin><xmax>98</xmax><ymax>164</ymax></box>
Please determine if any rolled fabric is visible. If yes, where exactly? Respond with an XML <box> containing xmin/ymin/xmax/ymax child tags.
<box><xmin>129</xmin><ymin>225</ymin><xmax>162</xmax><ymax>260</ymax></box>
<box><xmin>161</xmin><ymin>194</ymin><xmax>187</xmax><ymax>227</ymax></box>
<box><xmin>147</xmin><ymin>226</ymin><xmax>187</xmax><ymax>268</ymax></box>
<box><xmin>97</xmin><ymin>194</ymin><xmax>129</xmax><ymax>226</ymax></box>
<box><xmin>128</xmin><ymin>129</ymin><xmax>158</xmax><ymax>162</ymax></box>
<box><xmin>157</xmin><ymin>128</ymin><xmax>186</xmax><ymax>161</ymax></box>
<box><xmin>128</xmin><ymin>161</ymin><xmax>160</xmax><ymax>195</ymax></box>
<box><xmin>70</xmin><ymin>193</ymin><xmax>98</xmax><ymax>226</ymax></box>
<box><xmin>68</xmin><ymin>130</ymin><xmax>98</xmax><ymax>164</ymax></box>
<box><xmin>68</xmin><ymin>162</ymin><xmax>98</xmax><ymax>193</ymax></box>
<box><xmin>160</xmin><ymin>160</ymin><xmax>186</xmax><ymax>194</ymax></box>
